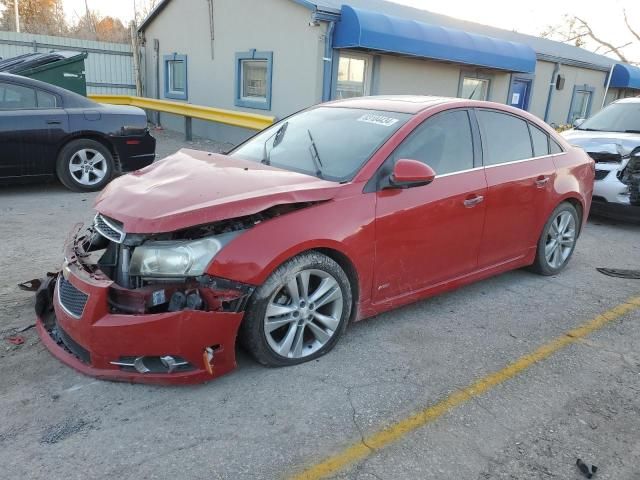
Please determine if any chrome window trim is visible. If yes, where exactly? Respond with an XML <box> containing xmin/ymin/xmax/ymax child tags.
<box><xmin>434</xmin><ymin>152</ymin><xmax>568</xmax><ymax>178</ymax></box>
<box><xmin>94</xmin><ymin>213</ymin><xmax>126</xmax><ymax>244</ymax></box>
<box><xmin>436</xmin><ymin>166</ymin><xmax>484</xmax><ymax>178</ymax></box>
<box><xmin>484</xmin><ymin>151</ymin><xmax>567</xmax><ymax>170</ymax></box>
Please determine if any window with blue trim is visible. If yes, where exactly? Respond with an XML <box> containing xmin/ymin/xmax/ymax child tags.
<box><xmin>568</xmin><ymin>84</ymin><xmax>595</xmax><ymax>124</ymax></box>
<box><xmin>164</xmin><ymin>54</ymin><xmax>187</xmax><ymax>100</ymax></box>
<box><xmin>235</xmin><ymin>50</ymin><xmax>273</xmax><ymax>110</ymax></box>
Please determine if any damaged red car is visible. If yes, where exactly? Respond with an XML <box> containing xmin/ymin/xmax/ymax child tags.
<box><xmin>36</xmin><ymin>96</ymin><xmax>594</xmax><ymax>384</ymax></box>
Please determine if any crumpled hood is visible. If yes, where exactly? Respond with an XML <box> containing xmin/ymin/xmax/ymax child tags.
<box><xmin>562</xmin><ymin>129</ymin><xmax>640</xmax><ymax>156</ymax></box>
<box><xmin>95</xmin><ymin>149</ymin><xmax>341</xmax><ymax>233</ymax></box>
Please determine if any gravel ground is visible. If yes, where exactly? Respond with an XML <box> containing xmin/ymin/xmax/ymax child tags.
<box><xmin>1</xmin><ymin>131</ymin><xmax>639</xmax><ymax>479</ymax></box>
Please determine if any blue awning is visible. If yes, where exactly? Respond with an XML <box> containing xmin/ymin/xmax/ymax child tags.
<box><xmin>333</xmin><ymin>5</ymin><xmax>537</xmax><ymax>73</ymax></box>
<box><xmin>610</xmin><ymin>63</ymin><xmax>640</xmax><ymax>90</ymax></box>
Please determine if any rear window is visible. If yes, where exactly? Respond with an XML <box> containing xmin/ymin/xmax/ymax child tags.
<box><xmin>477</xmin><ymin>110</ymin><xmax>533</xmax><ymax>166</ymax></box>
<box><xmin>529</xmin><ymin>124</ymin><xmax>550</xmax><ymax>157</ymax></box>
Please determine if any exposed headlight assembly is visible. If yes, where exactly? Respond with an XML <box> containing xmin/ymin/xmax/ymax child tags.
<box><xmin>129</xmin><ymin>232</ymin><xmax>238</xmax><ymax>277</ymax></box>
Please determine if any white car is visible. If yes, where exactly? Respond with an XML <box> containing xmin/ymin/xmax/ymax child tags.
<box><xmin>562</xmin><ymin>98</ymin><xmax>640</xmax><ymax>220</ymax></box>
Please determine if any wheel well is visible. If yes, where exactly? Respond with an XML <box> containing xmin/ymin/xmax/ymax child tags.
<box><xmin>562</xmin><ymin>197</ymin><xmax>584</xmax><ymax>234</ymax></box>
<box><xmin>314</xmin><ymin>248</ymin><xmax>360</xmax><ymax>323</ymax></box>
<box><xmin>55</xmin><ymin>134</ymin><xmax>120</xmax><ymax>177</ymax></box>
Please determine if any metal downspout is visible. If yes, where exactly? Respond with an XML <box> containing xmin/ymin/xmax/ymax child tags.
<box><xmin>544</xmin><ymin>62</ymin><xmax>560</xmax><ymax>123</ymax></box>
<box><xmin>322</xmin><ymin>20</ymin><xmax>336</xmax><ymax>102</ymax></box>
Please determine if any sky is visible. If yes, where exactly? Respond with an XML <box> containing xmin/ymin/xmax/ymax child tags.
<box><xmin>61</xmin><ymin>0</ymin><xmax>640</xmax><ymax>60</ymax></box>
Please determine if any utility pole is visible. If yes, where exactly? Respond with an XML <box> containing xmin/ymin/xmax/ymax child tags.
<box><xmin>14</xmin><ymin>0</ymin><xmax>20</xmax><ymax>33</ymax></box>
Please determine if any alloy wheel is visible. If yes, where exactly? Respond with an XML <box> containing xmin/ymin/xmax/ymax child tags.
<box><xmin>263</xmin><ymin>269</ymin><xmax>344</xmax><ymax>359</ymax></box>
<box><xmin>544</xmin><ymin>211</ymin><xmax>576</xmax><ymax>269</ymax></box>
<box><xmin>69</xmin><ymin>148</ymin><xmax>108</xmax><ymax>186</ymax></box>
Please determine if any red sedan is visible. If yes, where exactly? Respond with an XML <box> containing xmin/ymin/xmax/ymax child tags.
<box><xmin>37</xmin><ymin>96</ymin><xmax>594</xmax><ymax>384</ymax></box>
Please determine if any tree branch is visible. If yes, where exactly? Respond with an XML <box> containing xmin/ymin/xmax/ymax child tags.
<box><xmin>575</xmin><ymin>16</ymin><xmax>629</xmax><ymax>62</ymax></box>
<box><xmin>623</xmin><ymin>9</ymin><xmax>640</xmax><ymax>43</ymax></box>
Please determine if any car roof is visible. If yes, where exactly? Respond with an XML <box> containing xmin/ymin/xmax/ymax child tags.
<box><xmin>324</xmin><ymin>95</ymin><xmax>455</xmax><ymax>114</ymax></box>
<box><xmin>323</xmin><ymin>95</ymin><xmax>542</xmax><ymax>117</ymax></box>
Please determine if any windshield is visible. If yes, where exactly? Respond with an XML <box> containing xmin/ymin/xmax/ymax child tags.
<box><xmin>230</xmin><ymin>107</ymin><xmax>411</xmax><ymax>182</ymax></box>
<box><xmin>577</xmin><ymin>102</ymin><xmax>640</xmax><ymax>133</ymax></box>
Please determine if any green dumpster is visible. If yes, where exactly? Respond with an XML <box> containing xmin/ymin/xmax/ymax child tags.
<box><xmin>17</xmin><ymin>52</ymin><xmax>88</xmax><ymax>96</ymax></box>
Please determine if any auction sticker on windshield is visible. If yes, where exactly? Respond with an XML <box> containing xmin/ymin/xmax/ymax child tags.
<box><xmin>357</xmin><ymin>114</ymin><xmax>400</xmax><ymax>127</ymax></box>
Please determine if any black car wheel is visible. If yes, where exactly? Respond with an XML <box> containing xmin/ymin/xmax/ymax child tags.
<box><xmin>239</xmin><ymin>251</ymin><xmax>352</xmax><ymax>367</ymax></box>
<box><xmin>56</xmin><ymin>139</ymin><xmax>114</xmax><ymax>192</ymax></box>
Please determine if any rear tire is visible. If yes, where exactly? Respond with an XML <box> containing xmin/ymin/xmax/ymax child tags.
<box><xmin>56</xmin><ymin>139</ymin><xmax>114</xmax><ymax>192</ymax></box>
<box><xmin>239</xmin><ymin>251</ymin><xmax>352</xmax><ymax>367</ymax></box>
<box><xmin>530</xmin><ymin>202</ymin><xmax>579</xmax><ymax>276</ymax></box>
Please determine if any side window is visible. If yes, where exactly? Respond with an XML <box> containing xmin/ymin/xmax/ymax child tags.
<box><xmin>391</xmin><ymin>110</ymin><xmax>474</xmax><ymax>175</ymax></box>
<box><xmin>529</xmin><ymin>124</ymin><xmax>550</xmax><ymax>157</ymax></box>
<box><xmin>164</xmin><ymin>54</ymin><xmax>188</xmax><ymax>100</ymax></box>
<box><xmin>336</xmin><ymin>54</ymin><xmax>371</xmax><ymax>99</ymax></box>
<box><xmin>550</xmin><ymin>139</ymin><xmax>564</xmax><ymax>154</ymax></box>
<box><xmin>0</xmin><ymin>82</ymin><xmax>37</xmax><ymax>109</ymax></box>
<box><xmin>234</xmin><ymin>50</ymin><xmax>273</xmax><ymax>110</ymax></box>
<box><xmin>36</xmin><ymin>90</ymin><xmax>57</xmax><ymax>109</ymax></box>
<box><xmin>476</xmin><ymin>110</ymin><xmax>533</xmax><ymax>166</ymax></box>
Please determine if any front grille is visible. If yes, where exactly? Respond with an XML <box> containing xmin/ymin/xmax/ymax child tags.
<box><xmin>594</xmin><ymin>170</ymin><xmax>610</xmax><ymax>181</ymax></box>
<box><xmin>55</xmin><ymin>324</ymin><xmax>91</xmax><ymax>364</ymax></box>
<box><xmin>94</xmin><ymin>214</ymin><xmax>125</xmax><ymax>243</ymax></box>
<box><xmin>58</xmin><ymin>276</ymin><xmax>89</xmax><ymax>318</ymax></box>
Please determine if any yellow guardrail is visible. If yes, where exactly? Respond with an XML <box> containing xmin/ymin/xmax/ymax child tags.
<box><xmin>88</xmin><ymin>94</ymin><xmax>275</xmax><ymax>131</ymax></box>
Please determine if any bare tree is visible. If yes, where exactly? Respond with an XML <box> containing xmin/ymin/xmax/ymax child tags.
<box><xmin>542</xmin><ymin>11</ymin><xmax>638</xmax><ymax>64</ymax></box>
<box><xmin>135</xmin><ymin>0</ymin><xmax>160</xmax><ymax>26</ymax></box>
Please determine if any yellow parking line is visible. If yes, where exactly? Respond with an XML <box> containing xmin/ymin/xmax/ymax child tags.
<box><xmin>290</xmin><ymin>295</ymin><xmax>640</xmax><ymax>480</ymax></box>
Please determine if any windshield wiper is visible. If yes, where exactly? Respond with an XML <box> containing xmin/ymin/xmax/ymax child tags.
<box><xmin>624</xmin><ymin>130</ymin><xmax>640</xmax><ymax>134</ymax></box>
<box><xmin>261</xmin><ymin>122</ymin><xmax>288</xmax><ymax>165</ymax></box>
<box><xmin>307</xmin><ymin>129</ymin><xmax>324</xmax><ymax>178</ymax></box>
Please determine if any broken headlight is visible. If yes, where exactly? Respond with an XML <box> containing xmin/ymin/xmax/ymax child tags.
<box><xmin>129</xmin><ymin>232</ymin><xmax>239</xmax><ymax>278</ymax></box>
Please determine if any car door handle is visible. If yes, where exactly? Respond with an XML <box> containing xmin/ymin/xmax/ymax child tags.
<box><xmin>463</xmin><ymin>195</ymin><xmax>484</xmax><ymax>208</ymax></box>
<box><xmin>535</xmin><ymin>176</ymin><xmax>550</xmax><ymax>188</ymax></box>
<box><xmin>46</xmin><ymin>120</ymin><xmax>61</xmax><ymax>125</ymax></box>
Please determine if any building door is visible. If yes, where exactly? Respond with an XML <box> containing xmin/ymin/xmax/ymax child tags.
<box><xmin>509</xmin><ymin>78</ymin><xmax>531</xmax><ymax>110</ymax></box>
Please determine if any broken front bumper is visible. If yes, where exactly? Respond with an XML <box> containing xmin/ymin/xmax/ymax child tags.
<box><xmin>36</xmin><ymin>243</ymin><xmax>248</xmax><ymax>385</ymax></box>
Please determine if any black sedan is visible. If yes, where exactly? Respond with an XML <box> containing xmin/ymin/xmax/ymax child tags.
<box><xmin>0</xmin><ymin>73</ymin><xmax>155</xmax><ymax>191</ymax></box>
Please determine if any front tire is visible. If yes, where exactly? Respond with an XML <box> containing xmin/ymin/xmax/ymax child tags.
<box><xmin>530</xmin><ymin>202</ymin><xmax>579</xmax><ymax>276</ymax></box>
<box><xmin>56</xmin><ymin>139</ymin><xmax>114</xmax><ymax>192</ymax></box>
<box><xmin>240</xmin><ymin>252</ymin><xmax>352</xmax><ymax>367</ymax></box>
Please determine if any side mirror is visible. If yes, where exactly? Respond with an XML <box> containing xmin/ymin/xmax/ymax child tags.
<box><xmin>388</xmin><ymin>159</ymin><xmax>436</xmax><ymax>188</ymax></box>
<box><xmin>573</xmin><ymin>118</ymin><xmax>586</xmax><ymax>128</ymax></box>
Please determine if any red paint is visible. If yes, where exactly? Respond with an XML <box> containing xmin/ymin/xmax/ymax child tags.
<box><xmin>391</xmin><ymin>159</ymin><xmax>436</xmax><ymax>185</ymax></box>
<box><xmin>39</xmin><ymin>97</ymin><xmax>594</xmax><ymax>384</ymax></box>
<box><xmin>94</xmin><ymin>150</ymin><xmax>341</xmax><ymax>233</ymax></box>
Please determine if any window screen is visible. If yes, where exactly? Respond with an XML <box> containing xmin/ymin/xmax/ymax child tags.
<box><xmin>529</xmin><ymin>124</ymin><xmax>550</xmax><ymax>157</ymax></box>
<box><xmin>241</xmin><ymin>60</ymin><xmax>268</xmax><ymax>100</ymax></box>
<box><xmin>477</xmin><ymin>110</ymin><xmax>533</xmax><ymax>166</ymax></box>
<box><xmin>168</xmin><ymin>60</ymin><xmax>186</xmax><ymax>93</ymax></box>
<box><xmin>392</xmin><ymin>110</ymin><xmax>474</xmax><ymax>175</ymax></box>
